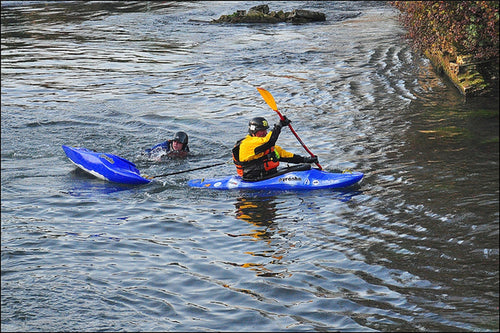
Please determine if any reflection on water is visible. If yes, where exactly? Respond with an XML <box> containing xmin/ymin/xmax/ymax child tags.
<box><xmin>231</xmin><ymin>195</ymin><xmax>288</xmax><ymax>277</ymax></box>
<box><xmin>62</xmin><ymin>168</ymin><xmax>140</xmax><ymax>196</ymax></box>
<box><xmin>231</xmin><ymin>190</ymin><xmax>365</xmax><ymax>279</ymax></box>
<box><xmin>235</xmin><ymin>195</ymin><xmax>278</xmax><ymax>229</ymax></box>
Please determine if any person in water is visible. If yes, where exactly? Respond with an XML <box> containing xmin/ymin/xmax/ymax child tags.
<box><xmin>232</xmin><ymin>117</ymin><xmax>318</xmax><ymax>181</ymax></box>
<box><xmin>144</xmin><ymin>131</ymin><xmax>190</xmax><ymax>161</ymax></box>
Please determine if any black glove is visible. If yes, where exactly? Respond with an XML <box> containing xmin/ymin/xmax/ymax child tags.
<box><xmin>279</xmin><ymin>116</ymin><xmax>291</xmax><ymax>127</ymax></box>
<box><xmin>303</xmin><ymin>155</ymin><xmax>318</xmax><ymax>164</ymax></box>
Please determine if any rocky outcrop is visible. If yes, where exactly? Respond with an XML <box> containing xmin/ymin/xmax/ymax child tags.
<box><xmin>211</xmin><ymin>4</ymin><xmax>326</xmax><ymax>24</ymax></box>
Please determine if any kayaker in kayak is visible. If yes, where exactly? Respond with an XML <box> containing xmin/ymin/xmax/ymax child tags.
<box><xmin>232</xmin><ymin>117</ymin><xmax>318</xmax><ymax>181</ymax></box>
<box><xmin>144</xmin><ymin>131</ymin><xmax>190</xmax><ymax>161</ymax></box>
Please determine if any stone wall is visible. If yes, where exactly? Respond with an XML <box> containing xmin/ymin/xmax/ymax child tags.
<box><xmin>424</xmin><ymin>51</ymin><xmax>498</xmax><ymax>97</ymax></box>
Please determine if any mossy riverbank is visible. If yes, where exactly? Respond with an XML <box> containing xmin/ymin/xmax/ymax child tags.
<box><xmin>425</xmin><ymin>50</ymin><xmax>498</xmax><ymax>97</ymax></box>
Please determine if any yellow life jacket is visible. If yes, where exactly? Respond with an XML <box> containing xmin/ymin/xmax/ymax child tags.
<box><xmin>232</xmin><ymin>138</ymin><xmax>280</xmax><ymax>179</ymax></box>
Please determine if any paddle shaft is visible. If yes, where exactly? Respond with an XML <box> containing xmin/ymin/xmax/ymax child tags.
<box><xmin>257</xmin><ymin>87</ymin><xmax>323</xmax><ymax>170</ymax></box>
<box><xmin>275</xmin><ymin>109</ymin><xmax>323</xmax><ymax>169</ymax></box>
<box><xmin>150</xmin><ymin>162</ymin><xmax>226</xmax><ymax>178</ymax></box>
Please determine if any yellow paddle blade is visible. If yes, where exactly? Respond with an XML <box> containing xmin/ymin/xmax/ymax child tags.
<box><xmin>257</xmin><ymin>87</ymin><xmax>278</xmax><ymax>111</ymax></box>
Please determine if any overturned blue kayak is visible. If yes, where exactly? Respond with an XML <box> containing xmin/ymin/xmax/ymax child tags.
<box><xmin>62</xmin><ymin>145</ymin><xmax>151</xmax><ymax>185</ymax></box>
<box><xmin>188</xmin><ymin>165</ymin><xmax>363</xmax><ymax>190</ymax></box>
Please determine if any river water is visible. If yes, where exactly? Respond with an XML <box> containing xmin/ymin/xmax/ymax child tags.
<box><xmin>1</xmin><ymin>1</ymin><xmax>498</xmax><ymax>331</ymax></box>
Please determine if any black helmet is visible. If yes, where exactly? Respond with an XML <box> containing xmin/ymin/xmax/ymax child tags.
<box><xmin>248</xmin><ymin>117</ymin><xmax>269</xmax><ymax>135</ymax></box>
<box><xmin>172</xmin><ymin>131</ymin><xmax>188</xmax><ymax>146</ymax></box>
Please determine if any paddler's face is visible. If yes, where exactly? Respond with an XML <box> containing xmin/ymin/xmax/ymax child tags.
<box><xmin>172</xmin><ymin>140</ymin><xmax>184</xmax><ymax>151</ymax></box>
<box><xmin>254</xmin><ymin>129</ymin><xmax>267</xmax><ymax>137</ymax></box>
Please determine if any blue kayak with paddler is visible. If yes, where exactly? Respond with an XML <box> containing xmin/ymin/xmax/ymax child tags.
<box><xmin>187</xmin><ymin>164</ymin><xmax>363</xmax><ymax>190</ymax></box>
<box><xmin>187</xmin><ymin>87</ymin><xmax>363</xmax><ymax>190</ymax></box>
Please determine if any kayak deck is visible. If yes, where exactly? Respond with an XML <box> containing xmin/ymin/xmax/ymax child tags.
<box><xmin>62</xmin><ymin>145</ymin><xmax>151</xmax><ymax>185</ymax></box>
<box><xmin>188</xmin><ymin>167</ymin><xmax>363</xmax><ymax>190</ymax></box>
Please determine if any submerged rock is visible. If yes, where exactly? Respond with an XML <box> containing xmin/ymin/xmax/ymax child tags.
<box><xmin>211</xmin><ymin>4</ymin><xmax>326</xmax><ymax>24</ymax></box>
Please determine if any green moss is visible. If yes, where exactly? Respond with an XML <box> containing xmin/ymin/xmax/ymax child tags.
<box><xmin>424</xmin><ymin>50</ymin><xmax>496</xmax><ymax>96</ymax></box>
<box><xmin>434</xmin><ymin>126</ymin><xmax>472</xmax><ymax>138</ymax></box>
<box><xmin>469</xmin><ymin>109</ymin><xmax>499</xmax><ymax>118</ymax></box>
<box><xmin>480</xmin><ymin>136</ymin><xmax>499</xmax><ymax>144</ymax></box>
